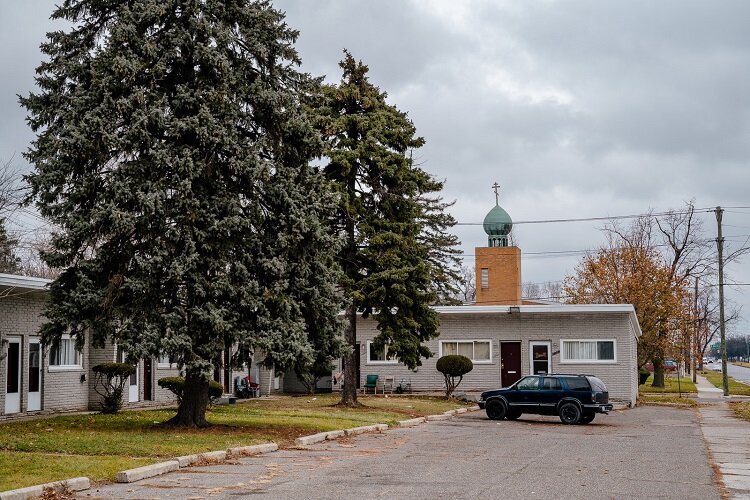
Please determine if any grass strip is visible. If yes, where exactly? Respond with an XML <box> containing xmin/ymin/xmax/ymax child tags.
<box><xmin>638</xmin><ymin>394</ymin><xmax>698</xmax><ymax>407</ymax></box>
<box><xmin>701</xmin><ymin>370</ymin><xmax>750</xmax><ymax>396</ymax></box>
<box><xmin>729</xmin><ymin>401</ymin><xmax>750</xmax><ymax>422</ymax></box>
<box><xmin>0</xmin><ymin>394</ymin><xmax>467</xmax><ymax>490</ymax></box>
<box><xmin>638</xmin><ymin>375</ymin><xmax>697</xmax><ymax>393</ymax></box>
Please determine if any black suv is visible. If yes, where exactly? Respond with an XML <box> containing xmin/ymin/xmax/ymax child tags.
<box><xmin>478</xmin><ymin>374</ymin><xmax>613</xmax><ymax>424</ymax></box>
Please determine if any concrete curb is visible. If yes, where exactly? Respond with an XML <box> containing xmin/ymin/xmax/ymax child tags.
<box><xmin>116</xmin><ymin>460</ymin><xmax>180</xmax><ymax>483</ymax></box>
<box><xmin>228</xmin><ymin>443</ymin><xmax>279</xmax><ymax>456</ymax></box>
<box><xmin>295</xmin><ymin>423</ymin><xmax>392</xmax><ymax>446</ymax></box>
<box><xmin>426</xmin><ymin>414</ymin><xmax>451</xmax><ymax>421</ymax></box>
<box><xmin>175</xmin><ymin>450</ymin><xmax>227</xmax><ymax>468</ymax></box>
<box><xmin>397</xmin><ymin>417</ymin><xmax>426</xmax><ymax>427</ymax></box>
<box><xmin>117</xmin><ymin>442</ymin><xmax>278</xmax><ymax>483</ymax></box>
<box><xmin>0</xmin><ymin>477</ymin><xmax>90</xmax><ymax>500</ymax></box>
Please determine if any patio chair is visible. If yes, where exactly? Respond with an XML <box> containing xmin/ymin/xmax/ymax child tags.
<box><xmin>363</xmin><ymin>374</ymin><xmax>379</xmax><ymax>395</ymax></box>
<box><xmin>382</xmin><ymin>375</ymin><xmax>395</xmax><ymax>395</ymax></box>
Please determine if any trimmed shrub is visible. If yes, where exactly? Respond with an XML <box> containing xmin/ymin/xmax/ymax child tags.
<box><xmin>436</xmin><ymin>355</ymin><xmax>473</xmax><ymax>398</ymax></box>
<box><xmin>158</xmin><ymin>376</ymin><xmax>224</xmax><ymax>404</ymax></box>
<box><xmin>92</xmin><ymin>362</ymin><xmax>136</xmax><ymax>414</ymax></box>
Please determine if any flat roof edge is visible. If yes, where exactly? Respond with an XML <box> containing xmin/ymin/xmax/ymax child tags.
<box><xmin>0</xmin><ymin>273</ymin><xmax>52</xmax><ymax>291</ymax></box>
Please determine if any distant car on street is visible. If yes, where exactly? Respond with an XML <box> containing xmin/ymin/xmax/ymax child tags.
<box><xmin>644</xmin><ymin>360</ymin><xmax>678</xmax><ymax>372</ymax></box>
<box><xmin>478</xmin><ymin>374</ymin><xmax>613</xmax><ymax>425</ymax></box>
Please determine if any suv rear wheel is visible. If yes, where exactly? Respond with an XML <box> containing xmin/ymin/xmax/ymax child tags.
<box><xmin>486</xmin><ymin>399</ymin><xmax>507</xmax><ymax>420</ymax></box>
<box><xmin>559</xmin><ymin>402</ymin><xmax>581</xmax><ymax>424</ymax></box>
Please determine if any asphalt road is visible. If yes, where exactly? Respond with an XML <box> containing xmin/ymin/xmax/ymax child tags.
<box><xmin>87</xmin><ymin>406</ymin><xmax>719</xmax><ymax>500</ymax></box>
<box><xmin>728</xmin><ymin>362</ymin><xmax>750</xmax><ymax>383</ymax></box>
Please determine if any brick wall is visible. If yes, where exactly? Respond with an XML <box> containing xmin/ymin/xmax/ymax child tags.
<box><xmin>474</xmin><ymin>246</ymin><xmax>522</xmax><ymax>305</ymax></box>
<box><xmin>353</xmin><ymin>310</ymin><xmax>638</xmax><ymax>406</ymax></box>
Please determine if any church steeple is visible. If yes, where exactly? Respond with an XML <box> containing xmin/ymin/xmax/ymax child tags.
<box><xmin>474</xmin><ymin>182</ymin><xmax>522</xmax><ymax>305</ymax></box>
<box><xmin>483</xmin><ymin>182</ymin><xmax>513</xmax><ymax>247</ymax></box>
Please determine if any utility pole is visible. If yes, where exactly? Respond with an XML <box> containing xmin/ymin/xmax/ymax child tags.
<box><xmin>693</xmin><ymin>277</ymin><xmax>698</xmax><ymax>384</ymax></box>
<box><xmin>715</xmin><ymin>206</ymin><xmax>729</xmax><ymax>396</ymax></box>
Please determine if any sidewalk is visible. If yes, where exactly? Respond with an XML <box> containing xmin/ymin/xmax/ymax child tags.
<box><xmin>696</xmin><ymin>374</ymin><xmax>750</xmax><ymax>498</ymax></box>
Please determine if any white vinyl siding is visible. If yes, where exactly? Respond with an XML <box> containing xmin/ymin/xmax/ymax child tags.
<box><xmin>561</xmin><ymin>339</ymin><xmax>616</xmax><ymax>364</ymax></box>
<box><xmin>440</xmin><ymin>340</ymin><xmax>492</xmax><ymax>364</ymax></box>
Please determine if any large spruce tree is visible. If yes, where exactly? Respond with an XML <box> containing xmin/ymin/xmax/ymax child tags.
<box><xmin>312</xmin><ymin>52</ymin><xmax>460</xmax><ymax>405</ymax></box>
<box><xmin>22</xmin><ymin>0</ymin><xmax>343</xmax><ymax>426</ymax></box>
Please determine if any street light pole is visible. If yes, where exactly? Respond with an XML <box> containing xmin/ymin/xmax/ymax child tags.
<box><xmin>715</xmin><ymin>206</ymin><xmax>729</xmax><ymax>396</ymax></box>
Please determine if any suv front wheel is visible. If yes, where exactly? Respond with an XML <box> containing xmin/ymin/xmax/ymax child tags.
<box><xmin>486</xmin><ymin>399</ymin><xmax>507</xmax><ymax>420</ymax></box>
<box><xmin>558</xmin><ymin>402</ymin><xmax>581</xmax><ymax>424</ymax></box>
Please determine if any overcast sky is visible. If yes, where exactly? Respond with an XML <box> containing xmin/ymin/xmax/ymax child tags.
<box><xmin>1</xmin><ymin>0</ymin><xmax>749</xmax><ymax>334</ymax></box>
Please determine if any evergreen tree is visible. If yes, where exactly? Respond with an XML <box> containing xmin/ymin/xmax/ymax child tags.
<box><xmin>0</xmin><ymin>219</ymin><xmax>21</xmax><ymax>274</ymax></box>
<box><xmin>22</xmin><ymin>0</ymin><xmax>342</xmax><ymax>426</ymax></box>
<box><xmin>312</xmin><ymin>52</ymin><xmax>460</xmax><ymax>405</ymax></box>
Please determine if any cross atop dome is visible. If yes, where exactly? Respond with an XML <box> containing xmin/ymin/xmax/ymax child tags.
<box><xmin>492</xmin><ymin>182</ymin><xmax>501</xmax><ymax>206</ymax></box>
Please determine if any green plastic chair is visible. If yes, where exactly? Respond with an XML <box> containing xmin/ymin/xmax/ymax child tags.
<box><xmin>363</xmin><ymin>374</ymin><xmax>379</xmax><ymax>395</ymax></box>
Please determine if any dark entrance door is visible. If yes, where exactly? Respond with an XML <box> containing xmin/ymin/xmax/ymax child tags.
<box><xmin>143</xmin><ymin>358</ymin><xmax>153</xmax><ymax>401</ymax></box>
<box><xmin>500</xmin><ymin>342</ymin><xmax>522</xmax><ymax>387</ymax></box>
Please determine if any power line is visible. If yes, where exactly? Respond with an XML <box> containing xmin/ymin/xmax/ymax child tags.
<box><xmin>455</xmin><ymin>207</ymin><xmax>716</xmax><ymax>226</ymax></box>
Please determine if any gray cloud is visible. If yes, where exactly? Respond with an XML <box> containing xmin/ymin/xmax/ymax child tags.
<box><xmin>2</xmin><ymin>0</ymin><xmax>749</xmax><ymax>332</ymax></box>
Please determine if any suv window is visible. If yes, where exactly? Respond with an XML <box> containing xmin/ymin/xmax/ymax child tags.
<box><xmin>586</xmin><ymin>376</ymin><xmax>607</xmax><ymax>392</ymax></box>
<box><xmin>563</xmin><ymin>377</ymin><xmax>590</xmax><ymax>391</ymax></box>
<box><xmin>542</xmin><ymin>377</ymin><xmax>561</xmax><ymax>390</ymax></box>
<box><xmin>516</xmin><ymin>376</ymin><xmax>541</xmax><ymax>390</ymax></box>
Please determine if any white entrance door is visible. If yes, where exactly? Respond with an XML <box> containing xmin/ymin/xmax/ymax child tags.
<box><xmin>128</xmin><ymin>363</ymin><xmax>139</xmax><ymax>402</ymax></box>
<box><xmin>27</xmin><ymin>338</ymin><xmax>41</xmax><ymax>411</ymax></box>
<box><xmin>117</xmin><ymin>348</ymin><xmax>139</xmax><ymax>403</ymax></box>
<box><xmin>530</xmin><ymin>341</ymin><xmax>552</xmax><ymax>375</ymax></box>
<box><xmin>4</xmin><ymin>337</ymin><xmax>21</xmax><ymax>414</ymax></box>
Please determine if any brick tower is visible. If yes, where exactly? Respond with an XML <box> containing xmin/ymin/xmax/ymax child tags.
<box><xmin>474</xmin><ymin>183</ymin><xmax>522</xmax><ymax>305</ymax></box>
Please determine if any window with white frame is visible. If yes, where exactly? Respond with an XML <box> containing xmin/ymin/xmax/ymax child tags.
<box><xmin>49</xmin><ymin>336</ymin><xmax>82</xmax><ymax>368</ymax></box>
<box><xmin>561</xmin><ymin>340</ymin><xmax>616</xmax><ymax>363</ymax></box>
<box><xmin>440</xmin><ymin>340</ymin><xmax>491</xmax><ymax>363</ymax></box>
<box><xmin>367</xmin><ymin>341</ymin><xmax>397</xmax><ymax>364</ymax></box>
<box><xmin>481</xmin><ymin>268</ymin><xmax>489</xmax><ymax>289</ymax></box>
<box><xmin>157</xmin><ymin>353</ymin><xmax>176</xmax><ymax>368</ymax></box>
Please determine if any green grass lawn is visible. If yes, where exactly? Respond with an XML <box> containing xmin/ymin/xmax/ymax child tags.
<box><xmin>0</xmin><ymin>394</ymin><xmax>468</xmax><ymax>491</ymax></box>
<box><xmin>638</xmin><ymin>375</ymin><xmax>697</xmax><ymax>394</ymax></box>
<box><xmin>701</xmin><ymin>370</ymin><xmax>750</xmax><ymax>396</ymax></box>
<box><xmin>638</xmin><ymin>394</ymin><xmax>698</xmax><ymax>407</ymax></box>
<box><xmin>730</xmin><ymin>401</ymin><xmax>750</xmax><ymax>422</ymax></box>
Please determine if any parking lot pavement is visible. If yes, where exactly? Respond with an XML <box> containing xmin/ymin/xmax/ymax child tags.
<box><xmin>87</xmin><ymin>406</ymin><xmax>719</xmax><ymax>500</ymax></box>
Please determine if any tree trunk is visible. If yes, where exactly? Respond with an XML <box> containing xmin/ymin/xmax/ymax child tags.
<box><xmin>168</xmin><ymin>370</ymin><xmax>209</xmax><ymax>427</ymax></box>
<box><xmin>651</xmin><ymin>358</ymin><xmax>665</xmax><ymax>388</ymax></box>
<box><xmin>341</xmin><ymin>303</ymin><xmax>358</xmax><ymax>405</ymax></box>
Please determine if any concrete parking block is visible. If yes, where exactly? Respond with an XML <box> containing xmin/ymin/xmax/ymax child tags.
<box><xmin>397</xmin><ymin>417</ymin><xmax>425</xmax><ymax>427</ymax></box>
<box><xmin>442</xmin><ymin>409</ymin><xmax>457</xmax><ymax>416</ymax></box>
<box><xmin>294</xmin><ymin>432</ymin><xmax>329</xmax><ymax>446</ymax></box>
<box><xmin>454</xmin><ymin>408</ymin><xmax>468</xmax><ymax>414</ymax></box>
<box><xmin>426</xmin><ymin>414</ymin><xmax>451</xmax><ymax>421</ymax></box>
<box><xmin>344</xmin><ymin>425</ymin><xmax>378</xmax><ymax>436</ymax></box>
<box><xmin>116</xmin><ymin>461</ymin><xmax>179</xmax><ymax>483</ymax></box>
<box><xmin>228</xmin><ymin>443</ymin><xmax>279</xmax><ymax>456</ymax></box>
<box><xmin>0</xmin><ymin>477</ymin><xmax>90</xmax><ymax>500</ymax></box>
<box><xmin>176</xmin><ymin>450</ymin><xmax>227</xmax><ymax>467</ymax></box>
<box><xmin>325</xmin><ymin>430</ymin><xmax>346</xmax><ymax>440</ymax></box>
